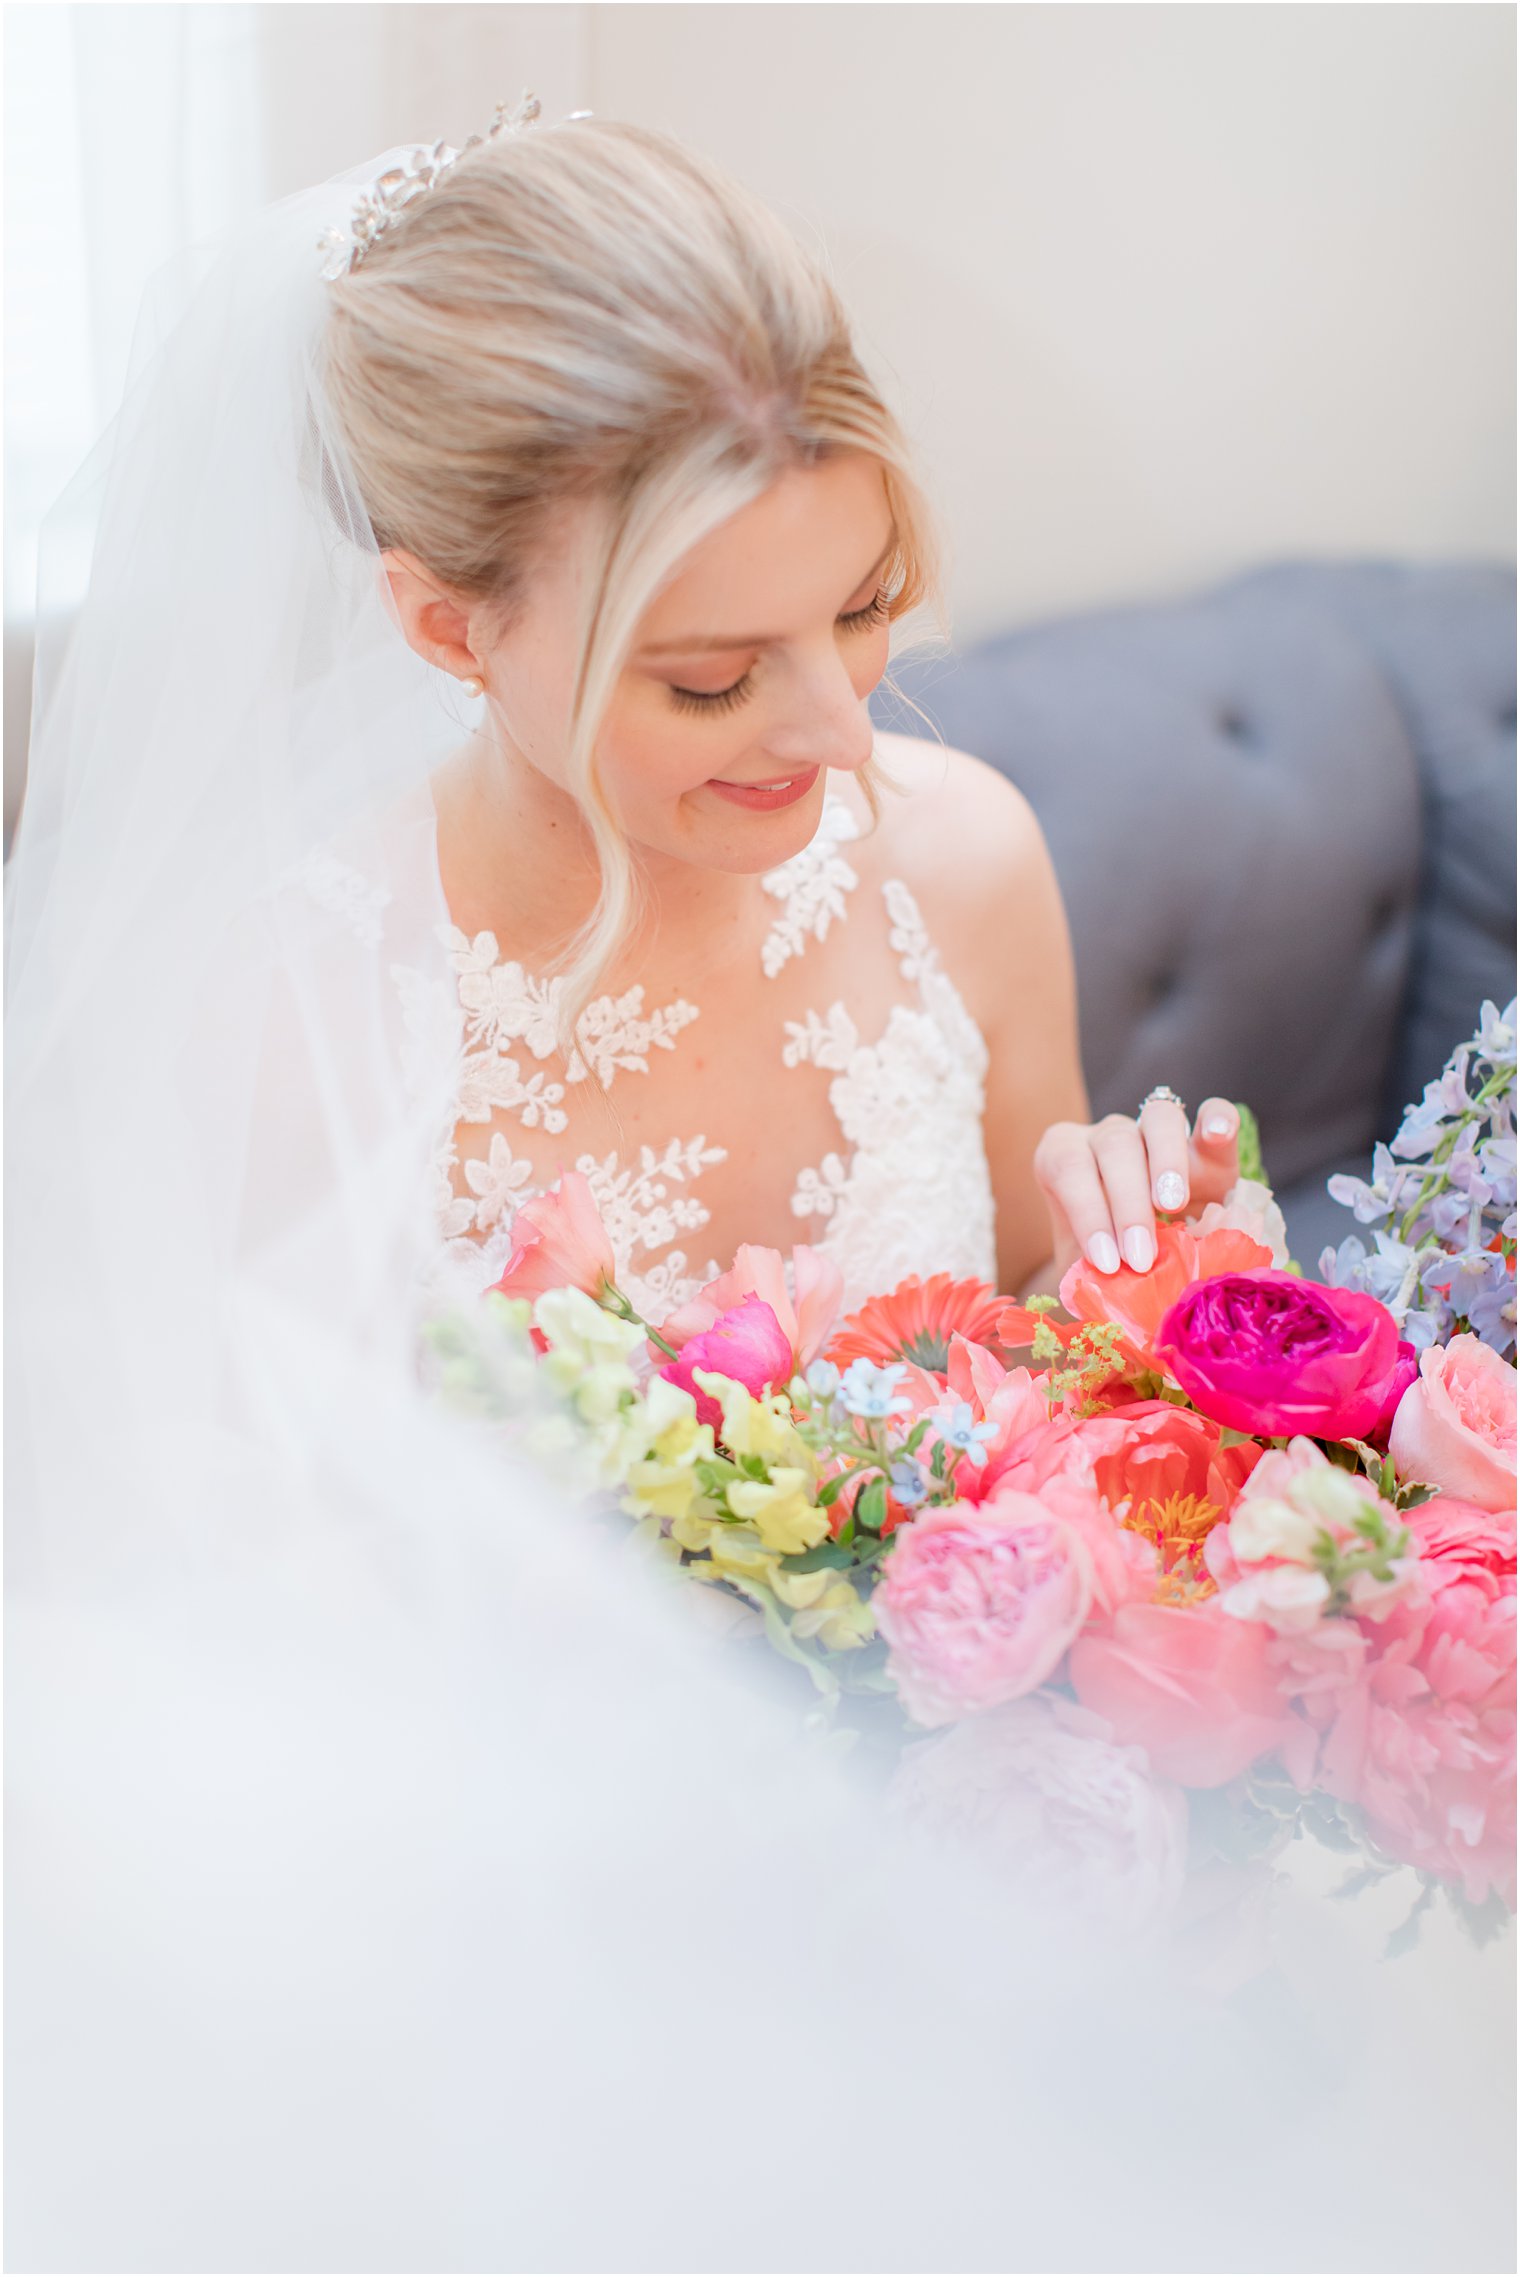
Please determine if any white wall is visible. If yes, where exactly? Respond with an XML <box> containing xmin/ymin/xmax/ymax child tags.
<box><xmin>587</xmin><ymin>1</ymin><xmax>1516</xmax><ymax>640</ymax></box>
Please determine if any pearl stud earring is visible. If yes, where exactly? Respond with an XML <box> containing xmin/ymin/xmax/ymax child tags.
<box><xmin>461</xmin><ymin>674</ymin><xmax>485</xmax><ymax>698</ymax></box>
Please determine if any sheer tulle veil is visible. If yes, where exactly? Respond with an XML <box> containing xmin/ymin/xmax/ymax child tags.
<box><xmin>5</xmin><ymin>140</ymin><xmax>1512</xmax><ymax>2274</ymax></box>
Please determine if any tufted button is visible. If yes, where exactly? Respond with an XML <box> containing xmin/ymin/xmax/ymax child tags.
<box><xmin>1216</xmin><ymin>705</ymin><xmax>1253</xmax><ymax>744</ymax></box>
<box><xmin>1142</xmin><ymin>969</ymin><xmax>1182</xmax><ymax>1014</ymax></box>
<box><xmin>1369</xmin><ymin>892</ymin><xmax>1405</xmax><ymax>938</ymax></box>
<box><xmin>1499</xmin><ymin>701</ymin><xmax>1516</xmax><ymax>733</ymax></box>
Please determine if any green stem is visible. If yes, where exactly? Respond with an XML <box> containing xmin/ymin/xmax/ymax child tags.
<box><xmin>600</xmin><ymin>1283</ymin><xmax>680</xmax><ymax>1361</ymax></box>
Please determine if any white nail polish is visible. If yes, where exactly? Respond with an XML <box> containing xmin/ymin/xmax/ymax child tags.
<box><xmin>1202</xmin><ymin>1115</ymin><xmax>1234</xmax><ymax>1139</ymax></box>
<box><xmin>1154</xmin><ymin>1172</ymin><xmax>1187</xmax><ymax>1213</ymax></box>
<box><xmin>1088</xmin><ymin>1232</ymin><xmax>1121</xmax><ymax>1275</ymax></box>
<box><xmin>1123</xmin><ymin>1226</ymin><xmax>1156</xmax><ymax>1274</ymax></box>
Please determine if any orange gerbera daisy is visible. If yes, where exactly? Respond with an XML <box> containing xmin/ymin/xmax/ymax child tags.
<box><xmin>828</xmin><ymin>1272</ymin><xmax>1007</xmax><ymax>1374</ymax></box>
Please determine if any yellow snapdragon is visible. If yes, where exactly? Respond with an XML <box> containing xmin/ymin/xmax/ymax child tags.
<box><xmin>724</xmin><ymin>1468</ymin><xmax>831</xmax><ymax>1556</ymax></box>
<box><xmin>770</xmin><ymin>1565</ymin><xmax>876</xmax><ymax>1651</ymax></box>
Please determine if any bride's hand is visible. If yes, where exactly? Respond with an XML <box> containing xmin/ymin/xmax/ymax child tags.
<box><xmin>1032</xmin><ymin>1092</ymin><xmax>1241</xmax><ymax>1281</ymax></box>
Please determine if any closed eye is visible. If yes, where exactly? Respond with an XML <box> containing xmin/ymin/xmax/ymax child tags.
<box><xmin>666</xmin><ymin>587</ymin><xmax>893</xmax><ymax>715</ymax></box>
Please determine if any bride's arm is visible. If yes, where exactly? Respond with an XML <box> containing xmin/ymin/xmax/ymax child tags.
<box><xmin>967</xmin><ymin>783</ymin><xmax>1091</xmax><ymax>1297</ymax></box>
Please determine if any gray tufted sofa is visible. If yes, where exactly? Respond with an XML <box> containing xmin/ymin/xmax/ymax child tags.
<box><xmin>872</xmin><ymin>560</ymin><xmax>1517</xmax><ymax>1271</ymax></box>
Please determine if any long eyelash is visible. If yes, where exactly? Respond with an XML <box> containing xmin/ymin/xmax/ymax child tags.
<box><xmin>838</xmin><ymin>587</ymin><xmax>893</xmax><ymax>632</ymax></box>
<box><xmin>666</xmin><ymin>589</ymin><xmax>892</xmax><ymax>714</ymax></box>
<box><xmin>668</xmin><ymin>674</ymin><xmax>755</xmax><ymax>716</ymax></box>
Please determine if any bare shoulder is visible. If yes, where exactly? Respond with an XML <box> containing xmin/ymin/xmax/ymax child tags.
<box><xmin>848</xmin><ymin>731</ymin><xmax>1061</xmax><ymax>931</ymax></box>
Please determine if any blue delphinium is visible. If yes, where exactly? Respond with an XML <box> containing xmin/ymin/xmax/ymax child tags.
<box><xmin>1321</xmin><ymin>999</ymin><xmax>1516</xmax><ymax>1359</ymax></box>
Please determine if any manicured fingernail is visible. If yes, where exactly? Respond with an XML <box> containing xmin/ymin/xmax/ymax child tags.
<box><xmin>1154</xmin><ymin>1172</ymin><xmax>1187</xmax><ymax>1213</ymax></box>
<box><xmin>1087</xmin><ymin>1232</ymin><xmax>1121</xmax><ymax>1276</ymax></box>
<box><xmin>1123</xmin><ymin>1225</ymin><xmax>1156</xmax><ymax>1273</ymax></box>
<box><xmin>1202</xmin><ymin>1113</ymin><xmax>1235</xmax><ymax>1139</ymax></box>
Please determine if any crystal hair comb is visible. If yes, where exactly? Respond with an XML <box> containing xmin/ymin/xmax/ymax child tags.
<box><xmin>317</xmin><ymin>92</ymin><xmax>590</xmax><ymax>280</ymax></box>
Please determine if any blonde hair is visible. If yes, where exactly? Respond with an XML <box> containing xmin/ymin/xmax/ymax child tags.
<box><xmin>321</xmin><ymin>116</ymin><xmax>943</xmax><ymax>1048</ymax></box>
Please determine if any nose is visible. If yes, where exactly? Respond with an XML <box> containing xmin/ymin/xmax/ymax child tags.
<box><xmin>762</xmin><ymin>654</ymin><xmax>876</xmax><ymax>776</ymax></box>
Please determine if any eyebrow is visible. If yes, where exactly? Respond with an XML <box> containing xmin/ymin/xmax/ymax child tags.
<box><xmin>635</xmin><ymin>529</ymin><xmax>899</xmax><ymax>657</ymax></box>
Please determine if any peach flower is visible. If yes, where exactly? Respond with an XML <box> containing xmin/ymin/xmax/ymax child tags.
<box><xmin>1388</xmin><ymin>1334</ymin><xmax>1517</xmax><ymax>1513</ymax></box>
<box><xmin>488</xmin><ymin>1169</ymin><xmax>614</xmax><ymax>1304</ymax></box>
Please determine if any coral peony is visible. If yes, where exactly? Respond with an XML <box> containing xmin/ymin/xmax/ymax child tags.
<box><xmin>1074</xmin><ymin>1400</ymin><xmax>1262</xmax><ymax>1584</ymax></box>
<box><xmin>488</xmin><ymin>1169</ymin><xmax>615</xmax><ymax>1304</ymax></box>
<box><xmin>891</xmin><ymin>1690</ymin><xmax>1189</xmax><ymax>1929</ymax></box>
<box><xmin>1069</xmin><ymin>1600</ymin><xmax>1292</xmax><ymax>1786</ymax></box>
<box><xmin>660</xmin><ymin>1243</ymin><xmax>841</xmax><ymax>1374</ymax></box>
<box><xmin>1388</xmin><ymin>1334</ymin><xmax>1517</xmax><ymax>1513</ymax></box>
<box><xmin>1156</xmin><ymin>1271</ymin><xmax>1408</xmax><ymax>1441</ymax></box>
<box><xmin>874</xmin><ymin>1493</ymin><xmax>1096</xmax><ymax>1725</ymax></box>
<box><xmin>658</xmin><ymin>1296</ymin><xmax>795</xmax><ymax>1432</ymax></box>
<box><xmin>829</xmin><ymin>1273</ymin><xmax>1007</xmax><ymax>1374</ymax></box>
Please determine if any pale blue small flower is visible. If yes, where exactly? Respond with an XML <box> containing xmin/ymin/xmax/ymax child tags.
<box><xmin>935</xmin><ymin>1400</ymin><xmax>998</xmax><ymax>1467</ymax></box>
<box><xmin>838</xmin><ymin>1356</ymin><xmax>912</xmax><ymax>1421</ymax></box>
<box><xmin>889</xmin><ymin>1458</ymin><xmax>930</xmax><ymax>1507</ymax></box>
<box><xmin>805</xmin><ymin>1358</ymin><xmax>841</xmax><ymax>1401</ymax></box>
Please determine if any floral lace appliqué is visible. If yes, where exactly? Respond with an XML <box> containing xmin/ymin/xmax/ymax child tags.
<box><xmin>787</xmin><ymin>879</ymin><xmax>995</xmax><ymax>1307</ymax></box>
<box><xmin>759</xmin><ymin>793</ymin><xmax>861</xmax><ymax>978</ymax></box>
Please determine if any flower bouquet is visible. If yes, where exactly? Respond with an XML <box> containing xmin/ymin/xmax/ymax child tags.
<box><xmin>426</xmin><ymin>1001</ymin><xmax>1516</xmax><ymax>1950</ymax></box>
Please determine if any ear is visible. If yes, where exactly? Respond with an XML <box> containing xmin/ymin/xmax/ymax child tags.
<box><xmin>380</xmin><ymin>547</ymin><xmax>484</xmax><ymax>681</ymax></box>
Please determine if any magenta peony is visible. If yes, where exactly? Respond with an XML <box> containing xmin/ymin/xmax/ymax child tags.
<box><xmin>873</xmin><ymin>1492</ymin><xmax>1096</xmax><ymax>1726</ymax></box>
<box><xmin>891</xmin><ymin>1690</ymin><xmax>1189</xmax><ymax>1929</ymax></box>
<box><xmin>1155</xmin><ymin>1270</ymin><xmax>1410</xmax><ymax>1442</ymax></box>
<box><xmin>657</xmin><ymin>1295</ymin><xmax>795</xmax><ymax>1431</ymax></box>
<box><xmin>1388</xmin><ymin>1335</ymin><xmax>1517</xmax><ymax>1513</ymax></box>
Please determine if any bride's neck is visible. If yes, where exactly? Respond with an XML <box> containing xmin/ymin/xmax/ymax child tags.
<box><xmin>431</xmin><ymin>725</ymin><xmax>756</xmax><ymax>965</ymax></box>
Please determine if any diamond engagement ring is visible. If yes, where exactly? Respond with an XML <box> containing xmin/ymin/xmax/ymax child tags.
<box><xmin>1137</xmin><ymin>1084</ymin><xmax>1188</xmax><ymax>1117</ymax></box>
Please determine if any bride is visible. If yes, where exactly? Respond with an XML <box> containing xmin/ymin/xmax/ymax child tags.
<box><xmin>308</xmin><ymin>103</ymin><xmax>1244</xmax><ymax>1320</ymax></box>
<box><xmin>8</xmin><ymin>100</ymin><xmax>1510</xmax><ymax>2277</ymax></box>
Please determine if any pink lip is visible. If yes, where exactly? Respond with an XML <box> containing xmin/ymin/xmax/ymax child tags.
<box><xmin>706</xmin><ymin>765</ymin><xmax>820</xmax><ymax>813</ymax></box>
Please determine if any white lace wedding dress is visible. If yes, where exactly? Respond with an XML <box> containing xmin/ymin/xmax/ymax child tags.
<box><xmin>407</xmin><ymin>779</ymin><xmax>1000</xmax><ymax>1319</ymax></box>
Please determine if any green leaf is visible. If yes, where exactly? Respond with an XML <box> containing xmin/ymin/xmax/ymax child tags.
<box><xmin>855</xmin><ymin>1478</ymin><xmax>888</xmax><ymax>1535</ymax></box>
<box><xmin>1233</xmin><ymin>1100</ymin><xmax>1266</xmax><ymax>1187</ymax></box>
<box><xmin>905</xmin><ymin>1419</ymin><xmax>930</xmax><ymax>1456</ymax></box>
<box><xmin>780</xmin><ymin>1541</ymin><xmax>856</xmax><ymax>1574</ymax></box>
<box><xmin>1216</xmin><ymin>1425</ymin><xmax>1257</xmax><ymax>1451</ymax></box>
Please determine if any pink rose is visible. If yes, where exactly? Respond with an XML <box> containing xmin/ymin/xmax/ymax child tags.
<box><xmin>657</xmin><ymin>1295</ymin><xmax>795</xmax><ymax>1431</ymax></box>
<box><xmin>891</xmin><ymin>1690</ymin><xmax>1189</xmax><ymax>1929</ymax></box>
<box><xmin>1068</xmin><ymin>1601</ymin><xmax>1291</xmax><ymax>1787</ymax></box>
<box><xmin>489</xmin><ymin>1169</ymin><xmax>615</xmax><ymax>1304</ymax></box>
<box><xmin>874</xmin><ymin>1492</ymin><xmax>1095</xmax><ymax>1726</ymax></box>
<box><xmin>659</xmin><ymin>1243</ymin><xmax>842</xmax><ymax>1374</ymax></box>
<box><xmin>1155</xmin><ymin>1271</ymin><xmax>1408</xmax><ymax>1442</ymax></box>
<box><xmin>1404</xmin><ymin>1493</ymin><xmax>1517</xmax><ymax>1583</ymax></box>
<box><xmin>1388</xmin><ymin>1335</ymin><xmax>1517</xmax><ymax>1513</ymax></box>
